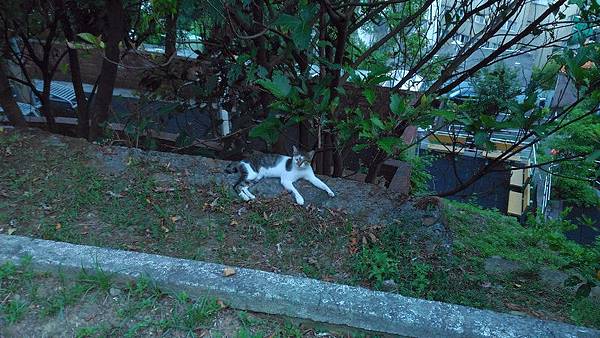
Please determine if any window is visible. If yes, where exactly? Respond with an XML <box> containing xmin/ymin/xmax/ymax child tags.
<box><xmin>486</xmin><ymin>41</ymin><xmax>499</xmax><ymax>49</ymax></box>
<box><xmin>455</xmin><ymin>34</ymin><xmax>469</xmax><ymax>43</ymax></box>
<box><xmin>502</xmin><ymin>20</ymin><xmax>516</xmax><ymax>32</ymax></box>
<box><xmin>475</xmin><ymin>15</ymin><xmax>486</xmax><ymax>24</ymax></box>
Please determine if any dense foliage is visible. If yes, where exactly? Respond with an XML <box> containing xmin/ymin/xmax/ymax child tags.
<box><xmin>0</xmin><ymin>0</ymin><xmax>598</xmax><ymax>200</ymax></box>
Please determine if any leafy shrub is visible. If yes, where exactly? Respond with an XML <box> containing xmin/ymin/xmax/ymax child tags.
<box><xmin>353</xmin><ymin>247</ymin><xmax>399</xmax><ymax>288</ymax></box>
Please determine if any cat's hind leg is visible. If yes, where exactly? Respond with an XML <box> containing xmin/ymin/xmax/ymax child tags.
<box><xmin>242</xmin><ymin>186</ymin><xmax>256</xmax><ymax>200</ymax></box>
<box><xmin>234</xmin><ymin>183</ymin><xmax>251</xmax><ymax>201</ymax></box>
<box><xmin>233</xmin><ymin>174</ymin><xmax>252</xmax><ymax>201</ymax></box>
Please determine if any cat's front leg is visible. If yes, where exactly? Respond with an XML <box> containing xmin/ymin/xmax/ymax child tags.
<box><xmin>306</xmin><ymin>174</ymin><xmax>335</xmax><ymax>197</ymax></box>
<box><xmin>281</xmin><ymin>179</ymin><xmax>305</xmax><ymax>205</ymax></box>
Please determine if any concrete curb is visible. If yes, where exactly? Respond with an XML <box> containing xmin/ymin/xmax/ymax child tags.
<box><xmin>0</xmin><ymin>235</ymin><xmax>597</xmax><ymax>338</ymax></box>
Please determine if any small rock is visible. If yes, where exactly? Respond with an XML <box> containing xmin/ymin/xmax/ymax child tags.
<box><xmin>422</xmin><ymin>216</ymin><xmax>437</xmax><ymax>226</ymax></box>
<box><xmin>538</xmin><ymin>267</ymin><xmax>569</xmax><ymax>288</ymax></box>
<box><xmin>152</xmin><ymin>173</ymin><xmax>175</xmax><ymax>186</ymax></box>
<box><xmin>382</xmin><ymin>279</ymin><xmax>398</xmax><ymax>291</ymax></box>
<box><xmin>223</xmin><ymin>267</ymin><xmax>236</xmax><ymax>277</ymax></box>
<box><xmin>47</xmin><ymin>135</ymin><xmax>66</xmax><ymax>147</ymax></box>
<box><xmin>484</xmin><ymin>256</ymin><xmax>524</xmax><ymax>275</ymax></box>
<box><xmin>109</xmin><ymin>287</ymin><xmax>122</xmax><ymax>296</ymax></box>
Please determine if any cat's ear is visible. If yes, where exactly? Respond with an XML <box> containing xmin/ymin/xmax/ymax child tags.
<box><xmin>292</xmin><ymin>145</ymin><xmax>299</xmax><ymax>156</ymax></box>
<box><xmin>307</xmin><ymin>150</ymin><xmax>315</xmax><ymax>160</ymax></box>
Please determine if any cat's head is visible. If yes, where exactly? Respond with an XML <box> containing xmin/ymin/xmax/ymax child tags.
<box><xmin>292</xmin><ymin>146</ymin><xmax>315</xmax><ymax>169</ymax></box>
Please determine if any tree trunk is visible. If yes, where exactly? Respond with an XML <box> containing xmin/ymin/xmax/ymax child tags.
<box><xmin>89</xmin><ymin>0</ymin><xmax>124</xmax><ymax>140</ymax></box>
<box><xmin>298</xmin><ymin>121</ymin><xmax>309</xmax><ymax>149</ymax></box>
<box><xmin>40</xmin><ymin>75</ymin><xmax>56</xmax><ymax>131</ymax></box>
<box><xmin>57</xmin><ymin>0</ymin><xmax>89</xmax><ymax>139</ymax></box>
<box><xmin>365</xmin><ymin>151</ymin><xmax>387</xmax><ymax>184</ymax></box>
<box><xmin>0</xmin><ymin>59</ymin><xmax>27</xmax><ymax>128</ymax></box>
<box><xmin>321</xmin><ymin>132</ymin><xmax>333</xmax><ymax>176</ymax></box>
<box><xmin>164</xmin><ymin>0</ymin><xmax>180</xmax><ymax>60</ymax></box>
<box><xmin>332</xmin><ymin>152</ymin><xmax>344</xmax><ymax>177</ymax></box>
<box><xmin>68</xmin><ymin>47</ymin><xmax>89</xmax><ymax>138</ymax></box>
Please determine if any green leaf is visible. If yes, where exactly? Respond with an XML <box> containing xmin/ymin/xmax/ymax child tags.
<box><xmin>352</xmin><ymin>144</ymin><xmax>369</xmax><ymax>152</ymax></box>
<box><xmin>473</xmin><ymin>132</ymin><xmax>489</xmax><ymax>146</ymax></box>
<box><xmin>175</xmin><ymin>132</ymin><xmax>194</xmax><ymax>148</ymax></box>
<box><xmin>268</xmin><ymin>100</ymin><xmax>290</xmax><ymax>113</ymax></box>
<box><xmin>366</xmin><ymin>74</ymin><xmax>394</xmax><ymax>86</ymax></box>
<box><xmin>317</xmin><ymin>88</ymin><xmax>331</xmax><ymax>112</ymax></box>
<box><xmin>77</xmin><ymin>32</ymin><xmax>97</xmax><ymax>44</ymax></box>
<box><xmin>330</xmin><ymin>96</ymin><xmax>340</xmax><ymax>114</ymax></box>
<box><xmin>363</xmin><ymin>88</ymin><xmax>376</xmax><ymax>105</ymax></box>
<box><xmin>334</xmin><ymin>86</ymin><xmax>346</xmax><ymax>95</ymax></box>
<box><xmin>256</xmin><ymin>71</ymin><xmax>291</xmax><ymax>98</ymax></box>
<box><xmin>157</xmin><ymin>102</ymin><xmax>179</xmax><ymax>116</ymax></box>
<box><xmin>377</xmin><ymin>136</ymin><xmax>402</xmax><ymax>155</ymax></box>
<box><xmin>317</xmin><ymin>40</ymin><xmax>333</xmax><ymax>48</ymax></box>
<box><xmin>389</xmin><ymin>94</ymin><xmax>406</xmax><ymax>116</ymax></box>
<box><xmin>273</xmin><ymin>14</ymin><xmax>300</xmax><ymax>28</ymax></box>
<box><xmin>480</xmin><ymin>115</ymin><xmax>496</xmax><ymax>128</ymax></box>
<box><xmin>586</xmin><ymin>150</ymin><xmax>600</xmax><ymax>162</ymax></box>
<box><xmin>370</xmin><ymin>116</ymin><xmax>385</xmax><ymax>130</ymax></box>
<box><xmin>431</xmin><ymin>109</ymin><xmax>456</xmax><ymax>120</ymax></box>
<box><xmin>59</xmin><ymin>62</ymin><xmax>69</xmax><ymax>75</ymax></box>
<box><xmin>284</xmin><ymin>115</ymin><xmax>304</xmax><ymax>128</ymax></box>
<box><xmin>292</xmin><ymin>25</ymin><xmax>313</xmax><ymax>50</ymax></box>
<box><xmin>273</xmin><ymin>5</ymin><xmax>317</xmax><ymax>50</ymax></box>
<box><xmin>227</xmin><ymin>64</ymin><xmax>242</xmax><ymax>85</ymax></box>
<box><xmin>249</xmin><ymin>117</ymin><xmax>283</xmax><ymax>144</ymax></box>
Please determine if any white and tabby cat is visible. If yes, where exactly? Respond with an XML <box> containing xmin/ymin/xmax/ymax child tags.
<box><xmin>225</xmin><ymin>146</ymin><xmax>335</xmax><ymax>205</ymax></box>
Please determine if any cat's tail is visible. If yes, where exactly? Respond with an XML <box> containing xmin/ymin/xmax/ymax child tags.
<box><xmin>224</xmin><ymin>162</ymin><xmax>240</xmax><ymax>174</ymax></box>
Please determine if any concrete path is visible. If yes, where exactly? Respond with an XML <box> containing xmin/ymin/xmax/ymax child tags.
<box><xmin>0</xmin><ymin>234</ymin><xmax>598</xmax><ymax>338</ymax></box>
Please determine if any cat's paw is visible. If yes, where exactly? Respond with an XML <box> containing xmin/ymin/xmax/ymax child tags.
<box><xmin>243</xmin><ymin>189</ymin><xmax>256</xmax><ymax>200</ymax></box>
<box><xmin>239</xmin><ymin>191</ymin><xmax>250</xmax><ymax>201</ymax></box>
<box><xmin>295</xmin><ymin>196</ymin><xmax>305</xmax><ymax>205</ymax></box>
<box><xmin>327</xmin><ymin>190</ymin><xmax>335</xmax><ymax>197</ymax></box>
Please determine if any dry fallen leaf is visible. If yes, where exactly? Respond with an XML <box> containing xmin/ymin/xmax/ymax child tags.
<box><xmin>229</xmin><ymin>219</ymin><xmax>239</xmax><ymax>226</ymax></box>
<box><xmin>223</xmin><ymin>267</ymin><xmax>236</xmax><ymax>277</ymax></box>
<box><xmin>7</xmin><ymin>227</ymin><xmax>16</xmax><ymax>235</ymax></box>
<box><xmin>216</xmin><ymin>300</ymin><xmax>227</xmax><ymax>309</ymax></box>
<box><xmin>154</xmin><ymin>186</ymin><xmax>176</xmax><ymax>193</ymax></box>
<box><xmin>236</xmin><ymin>207</ymin><xmax>247</xmax><ymax>216</ymax></box>
<box><xmin>161</xmin><ymin>226</ymin><xmax>170</xmax><ymax>233</ymax></box>
<box><xmin>55</xmin><ymin>223</ymin><xmax>62</xmax><ymax>230</ymax></box>
<box><xmin>106</xmin><ymin>191</ymin><xmax>124</xmax><ymax>198</ymax></box>
<box><xmin>368</xmin><ymin>233</ymin><xmax>378</xmax><ymax>243</ymax></box>
<box><xmin>170</xmin><ymin>216</ymin><xmax>182</xmax><ymax>223</ymax></box>
<box><xmin>322</xmin><ymin>275</ymin><xmax>335</xmax><ymax>282</ymax></box>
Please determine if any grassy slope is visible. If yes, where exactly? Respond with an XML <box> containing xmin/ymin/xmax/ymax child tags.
<box><xmin>0</xmin><ymin>129</ymin><xmax>598</xmax><ymax>329</ymax></box>
<box><xmin>0</xmin><ymin>259</ymin><xmax>373</xmax><ymax>337</ymax></box>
